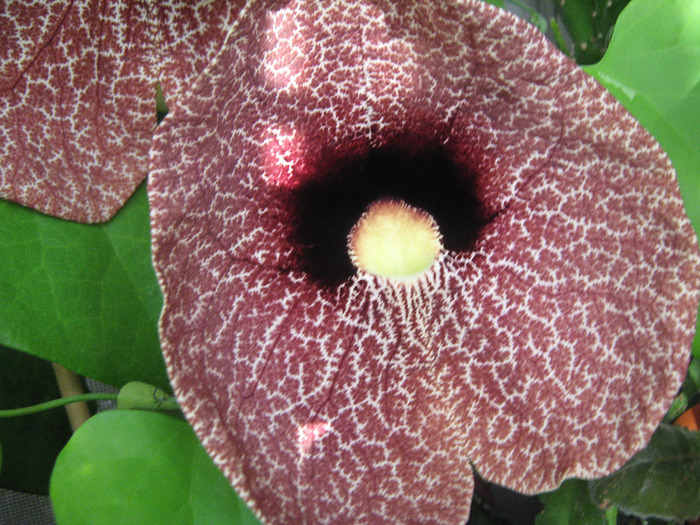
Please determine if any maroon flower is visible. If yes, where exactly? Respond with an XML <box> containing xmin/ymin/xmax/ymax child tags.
<box><xmin>0</xmin><ymin>0</ymin><xmax>243</xmax><ymax>223</ymax></box>
<box><xmin>148</xmin><ymin>0</ymin><xmax>700</xmax><ymax>523</ymax></box>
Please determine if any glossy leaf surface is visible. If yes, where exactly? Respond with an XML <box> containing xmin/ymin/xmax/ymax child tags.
<box><xmin>50</xmin><ymin>410</ymin><xmax>260</xmax><ymax>525</ymax></box>
<box><xmin>0</xmin><ymin>183</ymin><xmax>167</xmax><ymax>388</ymax></box>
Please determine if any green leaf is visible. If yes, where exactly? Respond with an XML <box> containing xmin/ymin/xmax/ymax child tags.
<box><xmin>0</xmin><ymin>183</ymin><xmax>168</xmax><ymax>388</ymax></box>
<box><xmin>50</xmin><ymin>410</ymin><xmax>261</xmax><ymax>525</ymax></box>
<box><xmin>0</xmin><ymin>345</ymin><xmax>72</xmax><ymax>495</ymax></box>
<box><xmin>589</xmin><ymin>424</ymin><xmax>700</xmax><ymax>522</ymax></box>
<box><xmin>584</xmin><ymin>0</ymin><xmax>700</xmax><ymax>358</ymax></box>
<box><xmin>536</xmin><ymin>478</ymin><xmax>609</xmax><ymax>525</ymax></box>
<box><xmin>557</xmin><ymin>0</ymin><xmax>632</xmax><ymax>64</ymax></box>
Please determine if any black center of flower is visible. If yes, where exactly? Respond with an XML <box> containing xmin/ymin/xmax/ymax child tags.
<box><xmin>289</xmin><ymin>140</ymin><xmax>488</xmax><ymax>287</ymax></box>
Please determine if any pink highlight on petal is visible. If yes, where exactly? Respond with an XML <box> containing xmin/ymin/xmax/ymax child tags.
<box><xmin>262</xmin><ymin>9</ymin><xmax>311</xmax><ymax>90</ymax></box>
<box><xmin>297</xmin><ymin>420</ymin><xmax>331</xmax><ymax>456</ymax></box>
<box><xmin>262</xmin><ymin>125</ymin><xmax>310</xmax><ymax>188</ymax></box>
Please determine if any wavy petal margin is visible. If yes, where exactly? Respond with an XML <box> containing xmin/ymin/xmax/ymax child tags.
<box><xmin>149</xmin><ymin>0</ymin><xmax>700</xmax><ymax>523</ymax></box>
<box><xmin>0</xmin><ymin>0</ymin><xmax>243</xmax><ymax>223</ymax></box>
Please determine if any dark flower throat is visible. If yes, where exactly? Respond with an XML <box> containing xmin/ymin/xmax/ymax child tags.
<box><xmin>289</xmin><ymin>140</ymin><xmax>488</xmax><ymax>287</ymax></box>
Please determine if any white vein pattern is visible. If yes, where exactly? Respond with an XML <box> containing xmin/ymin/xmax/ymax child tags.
<box><xmin>0</xmin><ymin>0</ymin><xmax>243</xmax><ymax>222</ymax></box>
<box><xmin>148</xmin><ymin>0</ymin><xmax>700</xmax><ymax>523</ymax></box>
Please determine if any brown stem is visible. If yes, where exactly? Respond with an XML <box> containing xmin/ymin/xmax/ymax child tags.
<box><xmin>52</xmin><ymin>363</ymin><xmax>91</xmax><ymax>432</ymax></box>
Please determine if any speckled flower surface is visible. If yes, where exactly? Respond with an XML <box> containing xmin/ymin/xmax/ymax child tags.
<box><xmin>0</xmin><ymin>0</ymin><xmax>243</xmax><ymax>223</ymax></box>
<box><xmin>148</xmin><ymin>0</ymin><xmax>700</xmax><ymax>523</ymax></box>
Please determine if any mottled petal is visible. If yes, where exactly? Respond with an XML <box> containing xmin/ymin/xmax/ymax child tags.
<box><xmin>0</xmin><ymin>0</ymin><xmax>242</xmax><ymax>223</ymax></box>
<box><xmin>149</xmin><ymin>0</ymin><xmax>700</xmax><ymax>523</ymax></box>
<box><xmin>156</xmin><ymin>1</ymin><xmax>246</xmax><ymax>106</ymax></box>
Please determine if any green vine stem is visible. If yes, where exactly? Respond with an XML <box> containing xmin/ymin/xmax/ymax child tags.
<box><xmin>0</xmin><ymin>393</ymin><xmax>119</xmax><ymax>418</ymax></box>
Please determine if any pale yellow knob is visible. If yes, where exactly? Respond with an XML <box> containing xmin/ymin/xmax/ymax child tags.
<box><xmin>347</xmin><ymin>198</ymin><xmax>443</xmax><ymax>279</ymax></box>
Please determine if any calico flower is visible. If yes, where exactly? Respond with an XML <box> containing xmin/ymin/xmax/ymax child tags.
<box><xmin>148</xmin><ymin>0</ymin><xmax>699</xmax><ymax>523</ymax></box>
